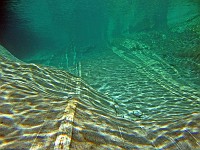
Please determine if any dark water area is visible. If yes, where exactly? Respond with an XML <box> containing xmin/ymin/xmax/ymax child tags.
<box><xmin>0</xmin><ymin>0</ymin><xmax>173</xmax><ymax>59</ymax></box>
<box><xmin>0</xmin><ymin>0</ymin><xmax>199</xmax><ymax>60</ymax></box>
<box><xmin>0</xmin><ymin>0</ymin><xmax>107</xmax><ymax>59</ymax></box>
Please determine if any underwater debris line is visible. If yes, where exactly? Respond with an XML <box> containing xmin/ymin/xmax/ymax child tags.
<box><xmin>112</xmin><ymin>47</ymin><xmax>199</xmax><ymax>101</ymax></box>
<box><xmin>141</xmin><ymin>51</ymin><xmax>199</xmax><ymax>92</ymax></box>
<box><xmin>150</xmin><ymin>53</ymin><xmax>179</xmax><ymax>75</ymax></box>
<box><xmin>73</xmin><ymin>46</ymin><xmax>76</xmax><ymax>66</ymax></box>
<box><xmin>29</xmin><ymin>103</ymin><xmax>58</xmax><ymax>150</ymax></box>
<box><xmin>112</xmin><ymin>47</ymin><xmax>181</xmax><ymax>96</ymax></box>
<box><xmin>134</xmin><ymin>51</ymin><xmax>188</xmax><ymax>89</ymax></box>
<box><xmin>165</xmin><ymin>135</ymin><xmax>182</xmax><ymax>150</ymax></box>
<box><xmin>30</xmin><ymin>122</ymin><xmax>48</xmax><ymax>150</ymax></box>
<box><xmin>185</xmin><ymin>129</ymin><xmax>200</xmax><ymax>146</ymax></box>
<box><xmin>132</xmin><ymin>51</ymin><xmax>200</xmax><ymax>99</ymax></box>
<box><xmin>65</xmin><ymin>52</ymin><xmax>69</xmax><ymax>70</ymax></box>
<box><xmin>54</xmin><ymin>98</ymin><xmax>78</xmax><ymax>150</ymax></box>
<box><xmin>78</xmin><ymin>61</ymin><xmax>82</xmax><ymax>77</ymax></box>
<box><xmin>133</xmin><ymin>51</ymin><xmax>181</xmax><ymax>84</ymax></box>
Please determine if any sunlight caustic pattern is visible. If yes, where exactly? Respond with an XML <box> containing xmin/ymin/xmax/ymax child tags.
<box><xmin>0</xmin><ymin>45</ymin><xmax>200</xmax><ymax>149</ymax></box>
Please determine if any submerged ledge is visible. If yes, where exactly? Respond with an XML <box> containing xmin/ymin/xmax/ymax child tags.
<box><xmin>0</xmin><ymin>45</ymin><xmax>200</xmax><ymax>149</ymax></box>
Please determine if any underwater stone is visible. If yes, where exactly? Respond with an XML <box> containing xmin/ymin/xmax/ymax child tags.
<box><xmin>63</xmin><ymin>95</ymin><xmax>73</xmax><ymax>99</ymax></box>
<box><xmin>133</xmin><ymin>110</ymin><xmax>143</xmax><ymax>117</ymax></box>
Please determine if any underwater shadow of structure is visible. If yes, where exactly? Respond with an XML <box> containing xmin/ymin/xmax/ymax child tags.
<box><xmin>0</xmin><ymin>45</ymin><xmax>200</xmax><ymax>149</ymax></box>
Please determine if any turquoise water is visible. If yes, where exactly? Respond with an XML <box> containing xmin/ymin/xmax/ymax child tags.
<box><xmin>0</xmin><ymin>0</ymin><xmax>200</xmax><ymax>149</ymax></box>
<box><xmin>1</xmin><ymin>0</ymin><xmax>200</xmax><ymax>128</ymax></box>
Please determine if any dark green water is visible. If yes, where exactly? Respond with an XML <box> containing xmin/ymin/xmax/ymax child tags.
<box><xmin>0</xmin><ymin>0</ymin><xmax>181</xmax><ymax>58</ymax></box>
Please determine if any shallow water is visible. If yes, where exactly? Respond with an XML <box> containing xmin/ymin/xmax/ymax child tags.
<box><xmin>0</xmin><ymin>0</ymin><xmax>200</xmax><ymax>149</ymax></box>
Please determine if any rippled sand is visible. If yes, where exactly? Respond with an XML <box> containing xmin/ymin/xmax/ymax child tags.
<box><xmin>0</xmin><ymin>45</ymin><xmax>200</xmax><ymax>149</ymax></box>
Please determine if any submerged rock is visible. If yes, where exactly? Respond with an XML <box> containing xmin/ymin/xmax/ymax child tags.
<box><xmin>133</xmin><ymin>110</ymin><xmax>143</xmax><ymax>117</ymax></box>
